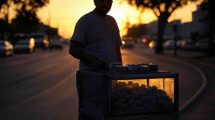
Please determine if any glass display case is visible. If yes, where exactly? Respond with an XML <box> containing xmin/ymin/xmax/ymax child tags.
<box><xmin>77</xmin><ymin>70</ymin><xmax>178</xmax><ymax>120</ymax></box>
<box><xmin>111</xmin><ymin>78</ymin><xmax>175</xmax><ymax>115</ymax></box>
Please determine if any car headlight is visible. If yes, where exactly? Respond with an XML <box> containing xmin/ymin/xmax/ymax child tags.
<box><xmin>122</xmin><ymin>41</ymin><xmax>125</xmax><ymax>45</ymax></box>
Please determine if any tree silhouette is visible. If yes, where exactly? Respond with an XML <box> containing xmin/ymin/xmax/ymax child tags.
<box><xmin>11</xmin><ymin>10</ymin><xmax>40</xmax><ymax>33</ymax></box>
<box><xmin>124</xmin><ymin>0</ymin><xmax>198</xmax><ymax>54</ymax></box>
<box><xmin>11</xmin><ymin>0</ymin><xmax>49</xmax><ymax>33</ymax></box>
<box><xmin>0</xmin><ymin>0</ymin><xmax>12</xmax><ymax>39</ymax></box>
<box><xmin>0</xmin><ymin>0</ymin><xmax>49</xmax><ymax>34</ymax></box>
<box><xmin>13</xmin><ymin>0</ymin><xmax>49</xmax><ymax>13</ymax></box>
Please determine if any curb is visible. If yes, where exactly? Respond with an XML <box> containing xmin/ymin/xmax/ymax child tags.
<box><xmin>176</xmin><ymin>59</ymin><xmax>207</xmax><ymax>113</ymax></box>
<box><xmin>0</xmin><ymin>71</ymin><xmax>77</xmax><ymax>114</ymax></box>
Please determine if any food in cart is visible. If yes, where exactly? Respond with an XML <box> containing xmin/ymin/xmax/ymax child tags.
<box><xmin>112</xmin><ymin>81</ymin><xmax>174</xmax><ymax>114</ymax></box>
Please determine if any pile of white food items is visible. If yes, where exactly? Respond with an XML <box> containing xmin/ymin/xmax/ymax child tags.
<box><xmin>111</xmin><ymin>81</ymin><xmax>174</xmax><ymax>114</ymax></box>
<box><xmin>109</xmin><ymin>63</ymin><xmax>159</xmax><ymax>74</ymax></box>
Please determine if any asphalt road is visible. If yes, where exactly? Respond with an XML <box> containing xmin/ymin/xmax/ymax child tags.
<box><xmin>0</xmin><ymin>46</ymin><xmax>203</xmax><ymax>120</ymax></box>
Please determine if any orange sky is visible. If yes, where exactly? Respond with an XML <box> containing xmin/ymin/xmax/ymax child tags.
<box><xmin>37</xmin><ymin>0</ymin><xmax>199</xmax><ymax>38</ymax></box>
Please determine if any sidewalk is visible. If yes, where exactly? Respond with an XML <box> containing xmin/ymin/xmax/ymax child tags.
<box><xmin>134</xmin><ymin>44</ymin><xmax>215</xmax><ymax>65</ymax></box>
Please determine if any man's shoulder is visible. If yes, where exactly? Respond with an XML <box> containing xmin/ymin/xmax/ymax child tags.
<box><xmin>106</xmin><ymin>15</ymin><xmax>117</xmax><ymax>23</ymax></box>
<box><xmin>78</xmin><ymin>11</ymin><xmax>94</xmax><ymax>22</ymax></box>
<box><xmin>106</xmin><ymin>14</ymin><xmax>114</xmax><ymax>19</ymax></box>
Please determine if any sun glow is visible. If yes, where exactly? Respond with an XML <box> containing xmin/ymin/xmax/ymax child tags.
<box><xmin>109</xmin><ymin>2</ymin><xmax>157</xmax><ymax>37</ymax></box>
<box><xmin>37</xmin><ymin>0</ymin><xmax>198</xmax><ymax>38</ymax></box>
<box><xmin>38</xmin><ymin>0</ymin><xmax>156</xmax><ymax>38</ymax></box>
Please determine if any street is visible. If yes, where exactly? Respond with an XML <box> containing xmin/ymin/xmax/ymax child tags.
<box><xmin>0</xmin><ymin>46</ymin><xmax>206</xmax><ymax>120</ymax></box>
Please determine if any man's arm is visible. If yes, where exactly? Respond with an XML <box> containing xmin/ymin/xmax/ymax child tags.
<box><xmin>69</xmin><ymin>41</ymin><xmax>109</xmax><ymax>70</ymax></box>
<box><xmin>115</xmin><ymin>46</ymin><xmax>122</xmax><ymax>63</ymax></box>
<box><xmin>69</xmin><ymin>41</ymin><xmax>93</xmax><ymax>62</ymax></box>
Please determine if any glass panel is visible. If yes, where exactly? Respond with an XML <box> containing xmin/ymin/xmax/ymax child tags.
<box><xmin>111</xmin><ymin>78</ymin><xmax>174</xmax><ymax>115</ymax></box>
<box><xmin>149</xmin><ymin>78</ymin><xmax>164</xmax><ymax>90</ymax></box>
<box><xmin>164</xmin><ymin>78</ymin><xmax>174</xmax><ymax>102</ymax></box>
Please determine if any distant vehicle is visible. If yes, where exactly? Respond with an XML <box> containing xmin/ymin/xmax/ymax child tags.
<box><xmin>14</xmin><ymin>38</ymin><xmax>35</xmax><ymax>53</ymax></box>
<box><xmin>141</xmin><ymin>37</ymin><xmax>149</xmax><ymax>44</ymax></box>
<box><xmin>163</xmin><ymin>40</ymin><xmax>175</xmax><ymax>49</ymax></box>
<box><xmin>13</xmin><ymin>34</ymin><xmax>30</xmax><ymax>44</ymax></box>
<box><xmin>0</xmin><ymin>40</ymin><xmax>13</xmax><ymax>57</ymax></box>
<box><xmin>195</xmin><ymin>40</ymin><xmax>208</xmax><ymax>51</ymax></box>
<box><xmin>122</xmin><ymin>37</ymin><xmax>135</xmax><ymax>48</ymax></box>
<box><xmin>176</xmin><ymin>40</ymin><xmax>185</xmax><ymax>49</ymax></box>
<box><xmin>30</xmin><ymin>33</ymin><xmax>49</xmax><ymax>49</ymax></box>
<box><xmin>177</xmin><ymin>40</ymin><xmax>196</xmax><ymax>50</ymax></box>
<box><xmin>148</xmin><ymin>40</ymin><xmax>157</xmax><ymax>49</ymax></box>
<box><xmin>49</xmin><ymin>39</ymin><xmax>63</xmax><ymax>50</ymax></box>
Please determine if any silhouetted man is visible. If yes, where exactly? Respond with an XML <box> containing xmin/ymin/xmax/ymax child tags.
<box><xmin>69</xmin><ymin>0</ymin><xmax>122</xmax><ymax>119</ymax></box>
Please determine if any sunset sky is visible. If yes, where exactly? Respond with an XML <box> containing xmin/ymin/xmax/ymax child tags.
<box><xmin>36</xmin><ymin>0</ymin><xmax>201</xmax><ymax>38</ymax></box>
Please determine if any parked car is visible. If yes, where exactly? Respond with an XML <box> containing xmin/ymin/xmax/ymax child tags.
<box><xmin>177</xmin><ymin>40</ymin><xmax>196</xmax><ymax>50</ymax></box>
<box><xmin>163</xmin><ymin>40</ymin><xmax>175</xmax><ymax>49</ymax></box>
<box><xmin>176</xmin><ymin>40</ymin><xmax>184</xmax><ymax>49</ymax></box>
<box><xmin>0</xmin><ymin>40</ymin><xmax>13</xmax><ymax>57</ymax></box>
<box><xmin>141</xmin><ymin>37</ymin><xmax>149</xmax><ymax>44</ymax></box>
<box><xmin>30</xmin><ymin>33</ymin><xmax>49</xmax><ymax>49</ymax></box>
<box><xmin>49</xmin><ymin>38</ymin><xmax>63</xmax><ymax>50</ymax></box>
<box><xmin>122</xmin><ymin>37</ymin><xmax>135</xmax><ymax>48</ymax></box>
<box><xmin>14</xmin><ymin>38</ymin><xmax>35</xmax><ymax>53</ymax></box>
<box><xmin>195</xmin><ymin>40</ymin><xmax>208</xmax><ymax>51</ymax></box>
<box><xmin>13</xmin><ymin>34</ymin><xmax>30</xmax><ymax>45</ymax></box>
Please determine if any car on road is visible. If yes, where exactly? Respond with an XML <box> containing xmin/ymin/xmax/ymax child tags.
<box><xmin>195</xmin><ymin>40</ymin><xmax>208</xmax><ymax>51</ymax></box>
<box><xmin>30</xmin><ymin>33</ymin><xmax>49</xmax><ymax>49</ymax></box>
<box><xmin>49</xmin><ymin>38</ymin><xmax>63</xmax><ymax>50</ymax></box>
<box><xmin>0</xmin><ymin>40</ymin><xmax>14</xmax><ymax>57</ymax></box>
<box><xmin>177</xmin><ymin>40</ymin><xmax>196</xmax><ymax>50</ymax></box>
<box><xmin>122</xmin><ymin>37</ymin><xmax>135</xmax><ymax>48</ymax></box>
<box><xmin>163</xmin><ymin>40</ymin><xmax>175</xmax><ymax>49</ymax></box>
<box><xmin>148</xmin><ymin>40</ymin><xmax>157</xmax><ymax>49</ymax></box>
<box><xmin>176</xmin><ymin>40</ymin><xmax>185</xmax><ymax>49</ymax></box>
<box><xmin>14</xmin><ymin>38</ymin><xmax>35</xmax><ymax>53</ymax></box>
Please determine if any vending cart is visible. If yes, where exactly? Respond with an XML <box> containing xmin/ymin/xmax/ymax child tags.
<box><xmin>77</xmin><ymin>63</ymin><xmax>179</xmax><ymax>120</ymax></box>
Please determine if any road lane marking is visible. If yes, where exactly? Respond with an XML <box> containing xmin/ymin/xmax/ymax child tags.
<box><xmin>0</xmin><ymin>51</ymin><xmax>64</xmax><ymax>70</ymax></box>
<box><xmin>23</xmin><ymin>71</ymin><xmax>77</xmax><ymax>101</ymax></box>
<box><xmin>0</xmin><ymin>57</ymin><xmax>77</xmax><ymax>89</ymax></box>
<box><xmin>0</xmin><ymin>71</ymin><xmax>77</xmax><ymax>113</ymax></box>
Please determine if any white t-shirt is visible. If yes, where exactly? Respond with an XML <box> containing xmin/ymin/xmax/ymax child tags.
<box><xmin>71</xmin><ymin>11</ymin><xmax>122</xmax><ymax>71</ymax></box>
